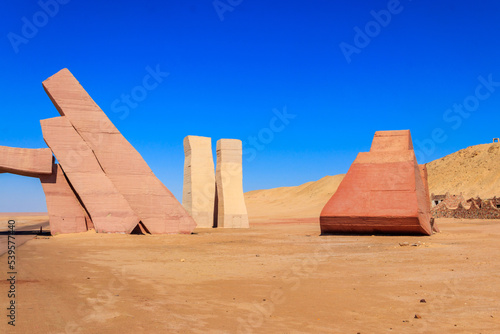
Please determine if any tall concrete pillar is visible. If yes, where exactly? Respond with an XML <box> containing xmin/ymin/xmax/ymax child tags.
<box><xmin>215</xmin><ymin>139</ymin><xmax>249</xmax><ymax>228</ymax></box>
<box><xmin>183</xmin><ymin>136</ymin><xmax>216</xmax><ymax>228</ymax></box>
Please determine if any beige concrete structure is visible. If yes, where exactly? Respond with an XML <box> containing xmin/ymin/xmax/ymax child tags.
<box><xmin>183</xmin><ymin>136</ymin><xmax>216</xmax><ymax>228</ymax></box>
<box><xmin>41</xmin><ymin>116</ymin><xmax>141</xmax><ymax>234</ymax></box>
<box><xmin>215</xmin><ymin>139</ymin><xmax>249</xmax><ymax>228</ymax></box>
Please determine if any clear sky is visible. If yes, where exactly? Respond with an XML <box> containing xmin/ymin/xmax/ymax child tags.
<box><xmin>1</xmin><ymin>0</ymin><xmax>499</xmax><ymax>212</ymax></box>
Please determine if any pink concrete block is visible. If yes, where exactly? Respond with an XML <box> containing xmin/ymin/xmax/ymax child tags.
<box><xmin>41</xmin><ymin>116</ymin><xmax>141</xmax><ymax>234</ymax></box>
<box><xmin>321</xmin><ymin>130</ymin><xmax>432</xmax><ymax>235</ymax></box>
<box><xmin>42</xmin><ymin>69</ymin><xmax>195</xmax><ymax>234</ymax></box>
<box><xmin>0</xmin><ymin>146</ymin><xmax>52</xmax><ymax>177</ymax></box>
<box><xmin>39</xmin><ymin>163</ymin><xmax>91</xmax><ymax>234</ymax></box>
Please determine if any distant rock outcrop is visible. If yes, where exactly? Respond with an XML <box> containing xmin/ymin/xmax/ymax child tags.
<box><xmin>426</xmin><ymin>143</ymin><xmax>500</xmax><ymax>199</ymax></box>
<box><xmin>431</xmin><ymin>193</ymin><xmax>500</xmax><ymax>219</ymax></box>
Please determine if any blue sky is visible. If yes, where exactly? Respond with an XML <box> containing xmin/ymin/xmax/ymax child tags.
<box><xmin>1</xmin><ymin>0</ymin><xmax>499</xmax><ymax>211</ymax></box>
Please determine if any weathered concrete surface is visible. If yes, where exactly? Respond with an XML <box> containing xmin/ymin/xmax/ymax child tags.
<box><xmin>419</xmin><ymin>163</ymin><xmax>439</xmax><ymax>232</ymax></box>
<box><xmin>39</xmin><ymin>163</ymin><xmax>92</xmax><ymax>234</ymax></box>
<box><xmin>370</xmin><ymin>130</ymin><xmax>413</xmax><ymax>152</ymax></box>
<box><xmin>41</xmin><ymin>116</ymin><xmax>140</xmax><ymax>234</ymax></box>
<box><xmin>0</xmin><ymin>146</ymin><xmax>52</xmax><ymax>177</ymax></box>
<box><xmin>215</xmin><ymin>139</ymin><xmax>249</xmax><ymax>228</ymax></box>
<box><xmin>419</xmin><ymin>164</ymin><xmax>430</xmax><ymax>204</ymax></box>
<box><xmin>183</xmin><ymin>136</ymin><xmax>216</xmax><ymax>228</ymax></box>
<box><xmin>42</xmin><ymin>68</ymin><xmax>195</xmax><ymax>234</ymax></box>
<box><xmin>320</xmin><ymin>130</ymin><xmax>432</xmax><ymax>235</ymax></box>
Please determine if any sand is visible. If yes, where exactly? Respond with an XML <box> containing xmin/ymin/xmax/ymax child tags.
<box><xmin>0</xmin><ymin>218</ymin><xmax>499</xmax><ymax>333</ymax></box>
<box><xmin>245</xmin><ymin>175</ymin><xmax>345</xmax><ymax>223</ymax></box>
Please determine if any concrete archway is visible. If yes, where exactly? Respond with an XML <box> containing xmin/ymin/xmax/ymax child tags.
<box><xmin>0</xmin><ymin>146</ymin><xmax>91</xmax><ymax>234</ymax></box>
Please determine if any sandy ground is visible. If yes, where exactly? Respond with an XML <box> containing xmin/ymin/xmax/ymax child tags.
<box><xmin>0</xmin><ymin>218</ymin><xmax>499</xmax><ymax>333</ymax></box>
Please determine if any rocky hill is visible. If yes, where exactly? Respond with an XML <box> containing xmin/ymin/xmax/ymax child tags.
<box><xmin>427</xmin><ymin>143</ymin><xmax>500</xmax><ymax>199</ymax></box>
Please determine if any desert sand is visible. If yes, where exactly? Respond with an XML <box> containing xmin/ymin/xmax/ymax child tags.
<box><xmin>0</xmin><ymin>218</ymin><xmax>499</xmax><ymax>333</ymax></box>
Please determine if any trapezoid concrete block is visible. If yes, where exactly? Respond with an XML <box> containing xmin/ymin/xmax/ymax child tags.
<box><xmin>42</xmin><ymin>68</ymin><xmax>196</xmax><ymax>234</ymax></box>
<box><xmin>183</xmin><ymin>136</ymin><xmax>216</xmax><ymax>228</ymax></box>
<box><xmin>320</xmin><ymin>130</ymin><xmax>432</xmax><ymax>235</ymax></box>
<box><xmin>215</xmin><ymin>139</ymin><xmax>249</xmax><ymax>228</ymax></box>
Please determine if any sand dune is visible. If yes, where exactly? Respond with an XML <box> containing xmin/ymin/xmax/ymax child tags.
<box><xmin>245</xmin><ymin>174</ymin><xmax>345</xmax><ymax>222</ymax></box>
<box><xmin>245</xmin><ymin>142</ymin><xmax>500</xmax><ymax>222</ymax></box>
<box><xmin>427</xmin><ymin>143</ymin><xmax>500</xmax><ymax>199</ymax></box>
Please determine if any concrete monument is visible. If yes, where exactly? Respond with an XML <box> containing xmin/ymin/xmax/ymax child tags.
<box><xmin>183</xmin><ymin>136</ymin><xmax>216</xmax><ymax>228</ymax></box>
<box><xmin>41</xmin><ymin>116</ymin><xmax>141</xmax><ymax>234</ymax></box>
<box><xmin>320</xmin><ymin>130</ymin><xmax>432</xmax><ymax>235</ymax></box>
<box><xmin>0</xmin><ymin>146</ymin><xmax>90</xmax><ymax>234</ymax></box>
<box><xmin>39</xmin><ymin>163</ymin><xmax>92</xmax><ymax>234</ymax></box>
<box><xmin>42</xmin><ymin>69</ymin><xmax>196</xmax><ymax>234</ymax></box>
<box><xmin>0</xmin><ymin>146</ymin><xmax>52</xmax><ymax>177</ymax></box>
<box><xmin>215</xmin><ymin>139</ymin><xmax>249</xmax><ymax>228</ymax></box>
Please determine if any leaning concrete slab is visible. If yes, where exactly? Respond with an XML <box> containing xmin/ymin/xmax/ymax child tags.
<box><xmin>183</xmin><ymin>136</ymin><xmax>216</xmax><ymax>228</ymax></box>
<box><xmin>215</xmin><ymin>139</ymin><xmax>249</xmax><ymax>228</ymax></box>
<box><xmin>39</xmin><ymin>163</ymin><xmax>91</xmax><ymax>234</ymax></box>
<box><xmin>320</xmin><ymin>130</ymin><xmax>432</xmax><ymax>235</ymax></box>
<box><xmin>41</xmin><ymin>116</ymin><xmax>140</xmax><ymax>234</ymax></box>
<box><xmin>0</xmin><ymin>146</ymin><xmax>52</xmax><ymax>177</ymax></box>
<box><xmin>42</xmin><ymin>68</ymin><xmax>195</xmax><ymax>234</ymax></box>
